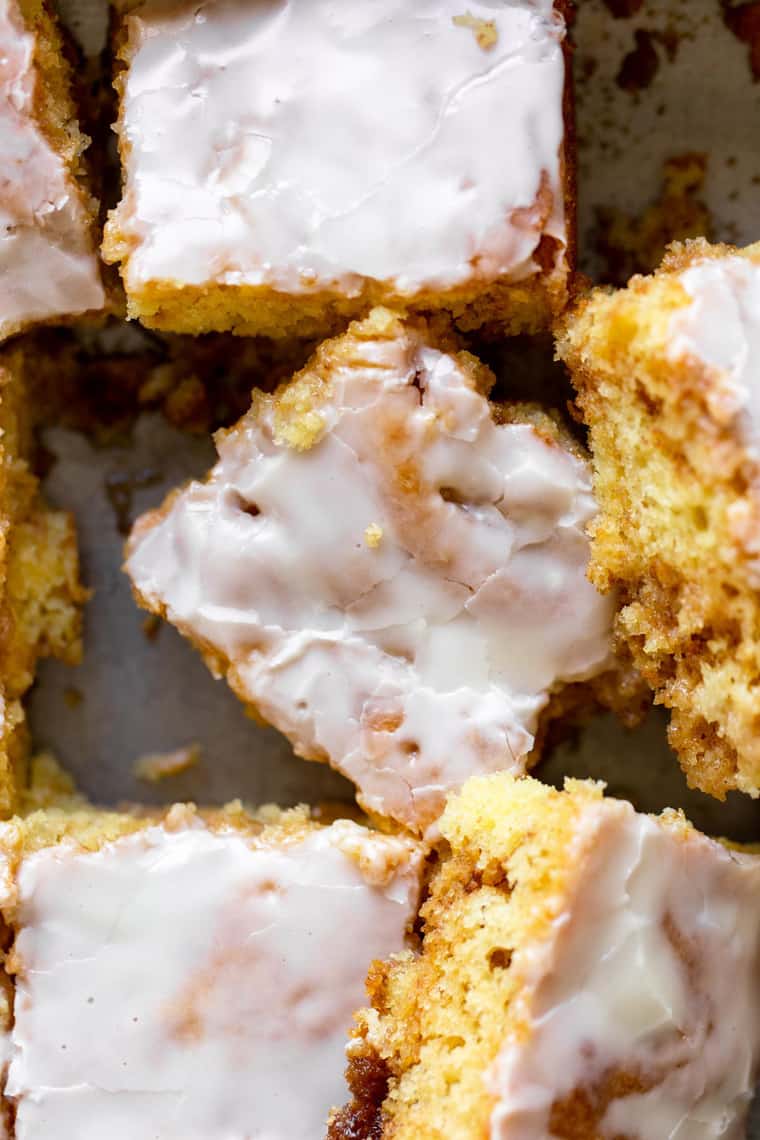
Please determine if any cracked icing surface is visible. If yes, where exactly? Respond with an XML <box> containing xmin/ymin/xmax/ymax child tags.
<box><xmin>489</xmin><ymin>801</ymin><xmax>760</xmax><ymax>1140</ymax></box>
<box><xmin>107</xmin><ymin>0</ymin><xmax>566</xmax><ymax>297</ymax></box>
<box><xmin>668</xmin><ymin>253</ymin><xmax>760</xmax><ymax>455</ymax></box>
<box><xmin>0</xmin><ymin>0</ymin><xmax>104</xmax><ymax>338</ymax></box>
<box><xmin>126</xmin><ymin>312</ymin><xmax>614</xmax><ymax>832</ymax></box>
<box><xmin>2</xmin><ymin>817</ymin><xmax>423</xmax><ymax>1139</ymax></box>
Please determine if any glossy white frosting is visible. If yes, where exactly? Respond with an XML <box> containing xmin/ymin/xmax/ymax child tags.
<box><xmin>2</xmin><ymin>816</ymin><xmax>423</xmax><ymax>1139</ymax></box>
<box><xmin>126</xmin><ymin>316</ymin><xmax>615</xmax><ymax>832</ymax></box>
<box><xmin>489</xmin><ymin>801</ymin><xmax>760</xmax><ymax>1139</ymax></box>
<box><xmin>668</xmin><ymin>255</ymin><xmax>760</xmax><ymax>451</ymax></box>
<box><xmin>108</xmin><ymin>0</ymin><xmax>566</xmax><ymax>297</ymax></box>
<box><xmin>0</xmin><ymin>0</ymin><xmax>105</xmax><ymax>338</ymax></box>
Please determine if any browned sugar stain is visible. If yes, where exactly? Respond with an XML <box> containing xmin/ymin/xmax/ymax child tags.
<box><xmin>104</xmin><ymin>468</ymin><xmax>162</xmax><ymax>536</ymax></box>
<box><xmin>602</xmin><ymin>0</ymin><xmax>644</xmax><ymax>16</ymax></box>
<box><xmin>616</xmin><ymin>28</ymin><xmax>660</xmax><ymax>93</ymax></box>
<box><xmin>63</xmin><ymin>686</ymin><xmax>83</xmax><ymax>709</ymax></box>
<box><xmin>722</xmin><ymin>1</ymin><xmax>760</xmax><ymax>79</ymax></box>
<box><xmin>142</xmin><ymin>614</ymin><xmax>162</xmax><ymax>642</ymax></box>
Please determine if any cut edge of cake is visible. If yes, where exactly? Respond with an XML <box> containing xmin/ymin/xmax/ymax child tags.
<box><xmin>0</xmin><ymin>348</ymin><xmax>88</xmax><ymax>816</ymax></box>
<box><xmin>558</xmin><ymin>237</ymin><xmax>760</xmax><ymax>800</ymax></box>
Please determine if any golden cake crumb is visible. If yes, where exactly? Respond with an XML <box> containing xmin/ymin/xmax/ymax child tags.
<box><xmin>452</xmin><ymin>11</ymin><xmax>499</xmax><ymax>50</ymax></box>
<box><xmin>364</xmin><ymin>524</ymin><xmax>384</xmax><ymax>549</ymax></box>
<box><xmin>134</xmin><ymin>744</ymin><xmax>201</xmax><ymax>783</ymax></box>
<box><xmin>595</xmin><ymin>153</ymin><xmax>712</xmax><ymax>285</ymax></box>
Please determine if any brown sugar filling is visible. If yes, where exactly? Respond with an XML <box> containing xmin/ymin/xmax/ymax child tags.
<box><xmin>549</xmin><ymin>1069</ymin><xmax>654</xmax><ymax>1140</ymax></box>
<box><xmin>328</xmin><ymin>1051</ymin><xmax>391</xmax><ymax>1140</ymax></box>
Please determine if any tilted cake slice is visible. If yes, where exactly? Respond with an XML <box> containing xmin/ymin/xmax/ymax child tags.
<box><xmin>125</xmin><ymin>308</ymin><xmax>640</xmax><ymax>835</ymax></box>
<box><xmin>558</xmin><ymin>239</ymin><xmax>760</xmax><ymax>800</ymax></box>
<box><xmin>0</xmin><ymin>786</ymin><xmax>424</xmax><ymax>1138</ymax></box>
<box><xmin>332</xmin><ymin>772</ymin><xmax>760</xmax><ymax>1140</ymax></box>
<box><xmin>0</xmin><ymin>0</ymin><xmax>105</xmax><ymax>341</ymax></box>
<box><xmin>104</xmin><ymin>0</ymin><xmax>573</xmax><ymax>339</ymax></box>
<box><xmin>0</xmin><ymin>347</ymin><xmax>86</xmax><ymax>816</ymax></box>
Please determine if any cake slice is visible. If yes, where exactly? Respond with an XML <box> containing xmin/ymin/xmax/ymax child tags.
<box><xmin>0</xmin><ymin>347</ymin><xmax>87</xmax><ymax>815</ymax></box>
<box><xmin>331</xmin><ymin>772</ymin><xmax>760</xmax><ymax>1140</ymax></box>
<box><xmin>103</xmin><ymin>0</ymin><xmax>573</xmax><ymax>339</ymax></box>
<box><xmin>0</xmin><ymin>788</ymin><xmax>424</xmax><ymax>1139</ymax></box>
<box><xmin>558</xmin><ymin>239</ymin><xmax>760</xmax><ymax>800</ymax></box>
<box><xmin>125</xmin><ymin>308</ymin><xmax>638</xmax><ymax>835</ymax></box>
<box><xmin>0</xmin><ymin>0</ymin><xmax>105</xmax><ymax>341</ymax></box>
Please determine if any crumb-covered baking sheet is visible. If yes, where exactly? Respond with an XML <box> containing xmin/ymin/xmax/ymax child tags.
<box><xmin>30</xmin><ymin>0</ymin><xmax>760</xmax><ymax>835</ymax></box>
<box><xmin>21</xmin><ymin>0</ymin><xmax>760</xmax><ymax>1124</ymax></box>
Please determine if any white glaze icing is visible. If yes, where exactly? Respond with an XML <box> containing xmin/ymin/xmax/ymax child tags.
<box><xmin>668</xmin><ymin>255</ymin><xmax>760</xmax><ymax>451</ymax></box>
<box><xmin>488</xmin><ymin>802</ymin><xmax>760</xmax><ymax>1139</ymax></box>
<box><xmin>108</xmin><ymin>0</ymin><xmax>566</xmax><ymax>297</ymax></box>
<box><xmin>0</xmin><ymin>0</ymin><xmax>105</xmax><ymax>338</ymax></box>
<box><xmin>3</xmin><ymin>817</ymin><xmax>423</xmax><ymax>1139</ymax></box>
<box><xmin>126</xmin><ymin>316</ymin><xmax>615</xmax><ymax>832</ymax></box>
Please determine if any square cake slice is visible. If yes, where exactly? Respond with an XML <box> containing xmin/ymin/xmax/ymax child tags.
<box><xmin>0</xmin><ymin>793</ymin><xmax>424</xmax><ymax>1139</ymax></box>
<box><xmin>0</xmin><ymin>0</ymin><xmax>105</xmax><ymax>341</ymax></box>
<box><xmin>0</xmin><ymin>348</ymin><xmax>87</xmax><ymax>816</ymax></box>
<box><xmin>103</xmin><ymin>0</ymin><xmax>572</xmax><ymax>339</ymax></box>
<box><xmin>124</xmin><ymin>308</ymin><xmax>639</xmax><ymax>835</ymax></box>
<box><xmin>558</xmin><ymin>239</ymin><xmax>760</xmax><ymax>800</ymax></box>
<box><xmin>331</xmin><ymin>773</ymin><xmax>760</xmax><ymax>1140</ymax></box>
